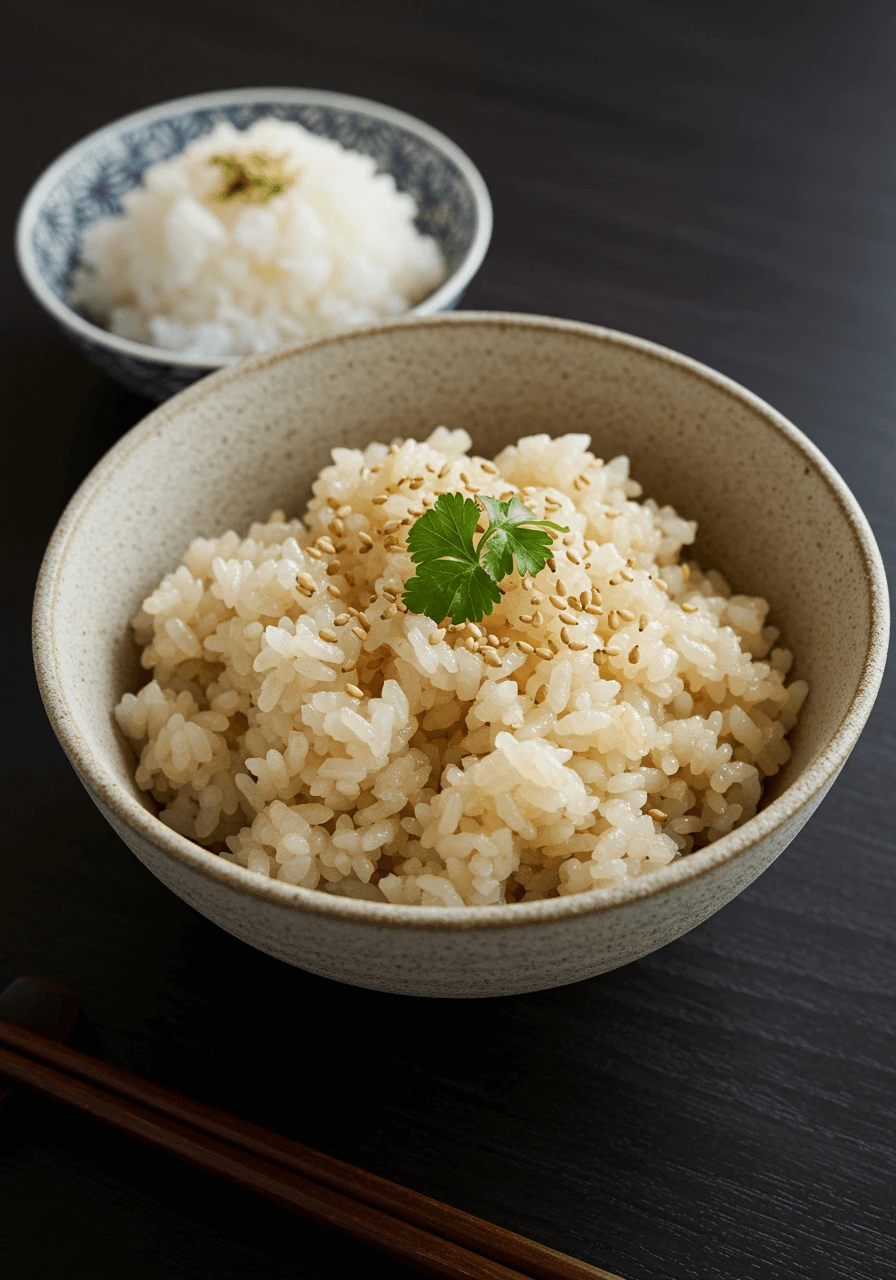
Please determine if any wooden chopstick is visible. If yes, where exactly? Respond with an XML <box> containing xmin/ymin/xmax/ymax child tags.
<box><xmin>0</xmin><ymin>1022</ymin><xmax>622</xmax><ymax>1280</ymax></box>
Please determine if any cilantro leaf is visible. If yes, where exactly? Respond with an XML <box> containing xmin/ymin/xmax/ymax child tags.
<box><xmin>402</xmin><ymin>557</ymin><xmax>502</xmax><ymax>624</ymax></box>
<box><xmin>478</xmin><ymin>494</ymin><xmax>569</xmax><ymax>582</ymax></box>
<box><xmin>401</xmin><ymin>488</ymin><xmax>569</xmax><ymax>624</ymax></box>
<box><xmin>406</xmin><ymin>492</ymin><xmax>481</xmax><ymax>565</ymax></box>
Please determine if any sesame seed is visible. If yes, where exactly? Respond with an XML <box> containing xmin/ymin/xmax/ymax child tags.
<box><xmin>481</xmin><ymin>461</ymin><xmax>498</xmax><ymax>474</ymax></box>
<box><xmin>319</xmin><ymin>628</ymin><xmax>337</xmax><ymax>643</ymax></box>
<box><xmin>408</xmin><ymin>506</ymin><xmax>424</xmax><ymax>517</ymax></box>
<box><xmin>559</xmin><ymin>610</ymin><xmax>578</xmax><ymax>625</ymax></box>
<box><xmin>467</xmin><ymin>624</ymin><xmax>483</xmax><ymax>639</ymax></box>
<box><xmin>567</xmin><ymin>550</ymin><xmax>582</xmax><ymax>565</ymax></box>
<box><xmin>556</xmin><ymin>578</ymin><xmax>569</xmax><ymax>595</ymax></box>
<box><xmin>483</xmin><ymin>651</ymin><xmax>502</xmax><ymax>668</ymax></box>
<box><xmin>568</xmin><ymin>640</ymin><xmax>589</xmax><ymax>652</ymax></box>
<box><xmin>530</xmin><ymin>593</ymin><xmax>543</xmax><ymax>605</ymax></box>
<box><xmin>372</xmin><ymin>495</ymin><xmax>388</xmax><ymax>505</ymax></box>
<box><xmin>605</xmin><ymin>511</ymin><xmax>619</xmax><ymax>520</ymax></box>
<box><xmin>546</xmin><ymin>558</ymin><xmax>556</xmax><ymax>572</ymax></box>
<box><xmin>382</xmin><ymin>603</ymin><xmax>398</xmax><ymax>618</ymax></box>
<box><xmin>681</xmin><ymin>602</ymin><xmax>699</xmax><ymax>613</ymax></box>
<box><xmin>396</xmin><ymin>600</ymin><xmax>407</xmax><ymax>612</ymax></box>
<box><xmin>648</xmin><ymin>808</ymin><xmax>667</xmax><ymax>822</ymax></box>
<box><xmin>532</xmin><ymin>610</ymin><xmax>544</xmax><ymax>627</ymax></box>
<box><xmin>560</xmin><ymin>626</ymin><xmax>572</xmax><ymax>644</ymax></box>
<box><xmin>306</xmin><ymin>546</ymin><xmax>323</xmax><ymax>560</ymax></box>
<box><xmin>535</xmin><ymin>647</ymin><xmax>553</xmax><ymax>660</ymax></box>
<box><xmin>655</xmin><ymin>578</ymin><xmax>669</xmax><ymax>592</ymax></box>
<box><xmin>585</xmin><ymin>604</ymin><xmax>603</xmax><ymax>617</ymax></box>
<box><xmin>408</xmin><ymin>479</ymin><xmax>425</xmax><ymax>490</ymax></box>
<box><xmin>561</xmin><ymin>535</ymin><xmax>574</xmax><ymax>548</ymax></box>
<box><xmin>499</xmin><ymin>490</ymin><xmax>515</xmax><ymax>500</ymax></box>
<box><xmin>325</xmin><ymin>561</ymin><xmax>341</xmax><ymax>576</ymax></box>
<box><xmin>345</xmin><ymin>685</ymin><xmax>364</xmax><ymax>699</ymax></box>
<box><xmin>358</xmin><ymin>532</ymin><xmax>373</xmax><ymax>547</ymax></box>
<box><xmin>534</xmin><ymin>686</ymin><xmax>547</xmax><ymax>704</ymax></box>
<box><xmin>352</xmin><ymin>626</ymin><xmax>367</xmax><ymax>641</ymax></box>
<box><xmin>438</xmin><ymin>463</ymin><xmax>451</xmax><ymax>479</ymax></box>
<box><xmin>464</xmin><ymin>636</ymin><xmax>477</xmax><ymax>652</ymax></box>
<box><xmin>579</xmin><ymin>591</ymin><xmax>590</xmax><ymax>607</ymax></box>
<box><xmin>522</xmin><ymin>576</ymin><xmax>534</xmax><ymax>590</ymax></box>
<box><xmin>617</xmin><ymin>608</ymin><xmax>635</xmax><ymax>622</ymax></box>
<box><xmin>628</xmin><ymin>645</ymin><xmax>640</xmax><ymax>664</ymax></box>
<box><xmin>334</xmin><ymin>613</ymin><xmax>350</xmax><ymax>625</ymax></box>
<box><xmin>487</xmin><ymin>634</ymin><xmax>500</xmax><ymax>647</ymax></box>
<box><xmin>549</xmin><ymin>594</ymin><xmax>566</xmax><ymax>610</ymax></box>
<box><xmin>337</xmin><ymin>505</ymin><xmax>352</xmax><ymax>518</ymax></box>
<box><xmin>681</xmin><ymin>563</ymin><xmax>691</xmax><ymax>582</ymax></box>
<box><xmin>327</xmin><ymin>585</ymin><xmax>342</xmax><ymax>598</ymax></box>
<box><xmin>327</xmin><ymin>497</ymin><xmax>340</xmax><ymax>510</ymax></box>
<box><xmin>385</xmin><ymin>540</ymin><xmax>404</xmax><ymax>551</ymax></box>
<box><xmin>567</xmin><ymin>596</ymin><xmax>583</xmax><ymax>611</ymax></box>
<box><xmin>608</xmin><ymin>610</ymin><xmax>620</xmax><ymax>629</ymax></box>
<box><xmin>316</xmin><ymin>538</ymin><xmax>336</xmax><ymax>554</ymax></box>
<box><xmin>331</xmin><ymin>518</ymin><xmax>345</xmax><ymax>536</ymax></box>
<box><xmin>357</xmin><ymin>613</ymin><xmax>371</xmax><ymax>630</ymax></box>
<box><xmin>519</xmin><ymin>613</ymin><xmax>534</xmax><ymax>624</ymax></box>
<box><xmin>577</xmin><ymin>472</ymin><xmax>591</xmax><ymax>486</ymax></box>
<box><xmin>620</xmin><ymin>568</ymin><xmax>634</xmax><ymax>581</ymax></box>
<box><xmin>428</xmin><ymin>631</ymin><xmax>443</xmax><ymax>646</ymax></box>
<box><xmin>605</xmin><ymin>643</ymin><xmax>622</xmax><ymax>656</ymax></box>
<box><xmin>297</xmin><ymin>571</ymin><xmax>316</xmax><ymax>590</ymax></box>
<box><xmin>518</xmin><ymin>641</ymin><xmax>535</xmax><ymax>654</ymax></box>
<box><xmin>499</xmin><ymin>637</ymin><xmax>511</xmax><ymax>648</ymax></box>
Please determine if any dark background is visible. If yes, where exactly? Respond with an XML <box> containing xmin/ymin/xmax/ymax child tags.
<box><xmin>2</xmin><ymin>3</ymin><xmax>894</xmax><ymax>1278</ymax></box>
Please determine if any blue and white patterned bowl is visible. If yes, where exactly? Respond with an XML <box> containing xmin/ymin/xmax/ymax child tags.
<box><xmin>16</xmin><ymin>87</ymin><xmax>493</xmax><ymax>402</ymax></box>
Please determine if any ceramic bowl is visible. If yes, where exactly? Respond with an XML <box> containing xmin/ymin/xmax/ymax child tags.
<box><xmin>33</xmin><ymin>313</ymin><xmax>889</xmax><ymax>998</ymax></box>
<box><xmin>15</xmin><ymin>88</ymin><xmax>492</xmax><ymax>402</ymax></box>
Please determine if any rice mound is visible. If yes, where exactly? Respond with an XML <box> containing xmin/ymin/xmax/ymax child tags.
<box><xmin>71</xmin><ymin>118</ymin><xmax>446</xmax><ymax>358</ymax></box>
<box><xmin>115</xmin><ymin>429</ymin><xmax>807</xmax><ymax>908</ymax></box>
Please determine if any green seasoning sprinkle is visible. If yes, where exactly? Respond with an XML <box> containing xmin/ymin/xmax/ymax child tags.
<box><xmin>210</xmin><ymin>152</ymin><xmax>295</xmax><ymax>204</ymax></box>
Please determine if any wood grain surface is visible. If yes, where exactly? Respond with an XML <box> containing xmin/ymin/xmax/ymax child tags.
<box><xmin>2</xmin><ymin>3</ymin><xmax>894</xmax><ymax>1278</ymax></box>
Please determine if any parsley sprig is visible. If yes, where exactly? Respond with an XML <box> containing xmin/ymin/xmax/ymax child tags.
<box><xmin>402</xmin><ymin>492</ymin><xmax>569</xmax><ymax>624</ymax></box>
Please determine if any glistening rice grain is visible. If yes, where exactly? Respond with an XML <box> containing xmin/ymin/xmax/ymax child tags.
<box><xmin>115</xmin><ymin>429</ymin><xmax>807</xmax><ymax>907</ymax></box>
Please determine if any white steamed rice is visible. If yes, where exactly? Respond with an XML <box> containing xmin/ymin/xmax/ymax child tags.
<box><xmin>115</xmin><ymin>429</ymin><xmax>807</xmax><ymax>907</ymax></box>
<box><xmin>71</xmin><ymin>118</ymin><xmax>446</xmax><ymax>357</ymax></box>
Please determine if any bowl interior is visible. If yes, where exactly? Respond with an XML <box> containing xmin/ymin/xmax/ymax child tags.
<box><xmin>38</xmin><ymin>316</ymin><xmax>880</xmax><ymax>887</ymax></box>
<box><xmin>26</xmin><ymin>93</ymin><xmax>480</xmax><ymax>320</ymax></box>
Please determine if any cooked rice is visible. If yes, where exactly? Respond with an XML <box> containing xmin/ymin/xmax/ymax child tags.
<box><xmin>71</xmin><ymin>118</ymin><xmax>446</xmax><ymax>357</ymax></box>
<box><xmin>115</xmin><ymin>430</ymin><xmax>807</xmax><ymax>907</ymax></box>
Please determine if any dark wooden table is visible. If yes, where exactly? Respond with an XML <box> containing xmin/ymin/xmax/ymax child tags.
<box><xmin>3</xmin><ymin>3</ymin><xmax>894</xmax><ymax>1277</ymax></box>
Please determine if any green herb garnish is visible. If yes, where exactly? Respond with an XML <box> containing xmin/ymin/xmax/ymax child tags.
<box><xmin>211</xmin><ymin>152</ymin><xmax>294</xmax><ymax>204</ymax></box>
<box><xmin>402</xmin><ymin>492</ymin><xmax>568</xmax><ymax>624</ymax></box>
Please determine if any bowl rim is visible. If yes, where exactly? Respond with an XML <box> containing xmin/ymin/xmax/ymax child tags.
<box><xmin>15</xmin><ymin>86</ymin><xmax>494</xmax><ymax>369</ymax></box>
<box><xmin>33</xmin><ymin>312</ymin><xmax>890</xmax><ymax>932</ymax></box>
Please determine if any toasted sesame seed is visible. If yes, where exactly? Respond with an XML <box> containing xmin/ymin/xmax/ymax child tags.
<box><xmin>438</xmin><ymin>463</ymin><xmax>451</xmax><ymax>478</ymax></box>
<box><xmin>561</xmin><ymin>535</ymin><xmax>574</xmax><ymax>548</ymax></box>
<box><xmin>535</xmin><ymin>647</ymin><xmax>553</xmax><ymax>660</ymax></box>
<box><xmin>483</xmin><ymin>651</ymin><xmax>503</xmax><ymax>668</ymax></box>
<box><xmin>519</xmin><ymin>613</ymin><xmax>534</xmax><ymax>624</ymax></box>
<box><xmin>620</xmin><ymin>568</ymin><xmax>634</xmax><ymax>581</ymax></box>
<box><xmin>559</xmin><ymin>610</ymin><xmax>578</xmax><ymax>625</ymax></box>
<box><xmin>585</xmin><ymin>604</ymin><xmax>603</xmax><ymax>617</ymax></box>
<box><xmin>306</xmin><ymin>546</ymin><xmax>323</xmax><ymax>559</ymax></box>
<box><xmin>360</xmin><ymin>467</ymin><xmax>372</xmax><ymax>481</ymax></box>
<box><xmin>337</xmin><ymin>505</ymin><xmax>352</xmax><ymax>518</ymax></box>
<box><xmin>481</xmin><ymin>461</ymin><xmax>498</xmax><ymax>474</ymax></box>
<box><xmin>326</xmin><ymin>584</ymin><xmax>342</xmax><ymax>598</ymax></box>
<box><xmin>546</xmin><ymin>558</ymin><xmax>556</xmax><ymax>572</ymax></box>
<box><xmin>655</xmin><ymin>578</ymin><xmax>669</xmax><ymax>592</ymax></box>
<box><xmin>605</xmin><ymin>643</ymin><xmax>622</xmax><ymax>656</ymax></box>
<box><xmin>327</xmin><ymin>497</ymin><xmax>340</xmax><ymax>510</ymax></box>
<box><xmin>605</xmin><ymin>510</ymin><xmax>619</xmax><ymax>520</ymax></box>
<box><xmin>522</xmin><ymin>576</ymin><xmax>534</xmax><ymax>590</ymax></box>
<box><xmin>331</xmin><ymin>517</ymin><xmax>345</xmax><ymax>536</ymax></box>
<box><xmin>681</xmin><ymin>602</ymin><xmax>699</xmax><ymax>613</ymax></box>
<box><xmin>487</xmin><ymin>634</ymin><xmax>500</xmax><ymax>646</ymax></box>
<box><xmin>352</xmin><ymin>626</ymin><xmax>367</xmax><ymax>642</ymax></box>
<box><xmin>358</xmin><ymin>532</ymin><xmax>373</xmax><ymax>547</ymax></box>
<box><xmin>568</xmin><ymin>640</ymin><xmax>589</xmax><ymax>652</ymax></box>
<box><xmin>681</xmin><ymin>563</ymin><xmax>691</xmax><ymax>582</ymax></box>
<box><xmin>357</xmin><ymin>613</ymin><xmax>371</xmax><ymax>630</ymax></box>
<box><xmin>428</xmin><ymin>631</ymin><xmax>443</xmax><ymax>646</ymax></box>
<box><xmin>566</xmin><ymin>550</ymin><xmax>582</xmax><ymax>565</ymax></box>
<box><xmin>297</xmin><ymin>571</ymin><xmax>316</xmax><ymax>590</ymax></box>
<box><xmin>467</xmin><ymin>624</ymin><xmax>483</xmax><ymax>639</ymax></box>
<box><xmin>326</xmin><ymin>561</ymin><xmax>341</xmax><ymax>576</ymax></box>
<box><xmin>499</xmin><ymin>490</ymin><xmax>516</xmax><ymax>500</ymax></box>
<box><xmin>316</xmin><ymin>538</ymin><xmax>336</xmax><ymax>554</ymax></box>
<box><xmin>408</xmin><ymin>479</ymin><xmax>424</xmax><ymax>490</ymax></box>
<box><xmin>464</xmin><ymin>636</ymin><xmax>477</xmax><ymax>652</ymax></box>
<box><xmin>518</xmin><ymin>640</ymin><xmax>535</xmax><ymax>654</ymax></box>
<box><xmin>628</xmin><ymin>645</ymin><xmax>640</xmax><ymax>664</ymax></box>
<box><xmin>530</xmin><ymin>592</ymin><xmax>543</xmax><ymax>605</ymax></box>
<box><xmin>556</xmin><ymin>578</ymin><xmax>569</xmax><ymax>596</ymax></box>
<box><xmin>617</xmin><ymin>608</ymin><xmax>635</xmax><ymax>622</ymax></box>
<box><xmin>372</xmin><ymin>495</ymin><xmax>388</xmax><ymax>505</ymax></box>
<box><xmin>549</xmin><ymin>594</ymin><xmax>566</xmax><ymax>610</ymax></box>
<box><xmin>608</xmin><ymin>610</ymin><xmax>620</xmax><ymax>629</ymax></box>
<box><xmin>334</xmin><ymin>613</ymin><xmax>351</xmax><ymax>625</ymax></box>
<box><xmin>579</xmin><ymin>591</ymin><xmax>590</xmax><ymax>607</ymax></box>
<box><xmin>408</xmin><ymin>506</ymin><xmax>424</xmax><ymax>517</ymax></box>
<box><xmin>385</xmin><ymin>540</ymin><xmax>404</xmax><ymax>551</ymax></box>
<box><xmin>319</xmin><ymin>628</ymin><xmax>337</xmax><ymax>643</ymax></box>
<box><xmin>567</xmin><ymin>596</ymin><xmax>583</xmax><ymax>611</ymax></box>
<box><xmin>499</xmin><ymin>637</ymin><xmax>511</xmax><ymax>648</ymax></box>
<box><xmin>532</xmin><ymin>610</ymin><xmax>544</xmax><ymax>627</ymax></box>
<box><xmin>560</xmin><ymin>626</ymin><xmax>572</xmax><ymax>644</ymax></box>
<box><xmin>577</xmin><ymin>472</ymin><xmax>591</xmax><ymax>486</ymax></box>
<box><xmin>343</xmin><ymin>571</ymin><xmax>355</xmax><ymax>586</ymax></box>
<box><xmin>648</xmin><ymin>808</ymin><xmax>667</xmax><ymax>822</ymax></box>
<box><xmin>345</xmin><ymin>684</ymin><xmax>364</xmax><ymax>699</ymax></box>
<box><xmin>396</xmin><ymin>600</ymin><xmax>407</xmax><ymax>612</ymax></box>
<box><xmin>382</xmin><ymin>603</ymin><xmax>398</xmax><ymax>618</ymax></box>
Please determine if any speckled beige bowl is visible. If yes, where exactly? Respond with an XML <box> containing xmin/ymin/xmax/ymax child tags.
<box><xmin>34</xmin><ymin>314</ymin><xmax>889</xmax><ymax>997</ymax></box>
